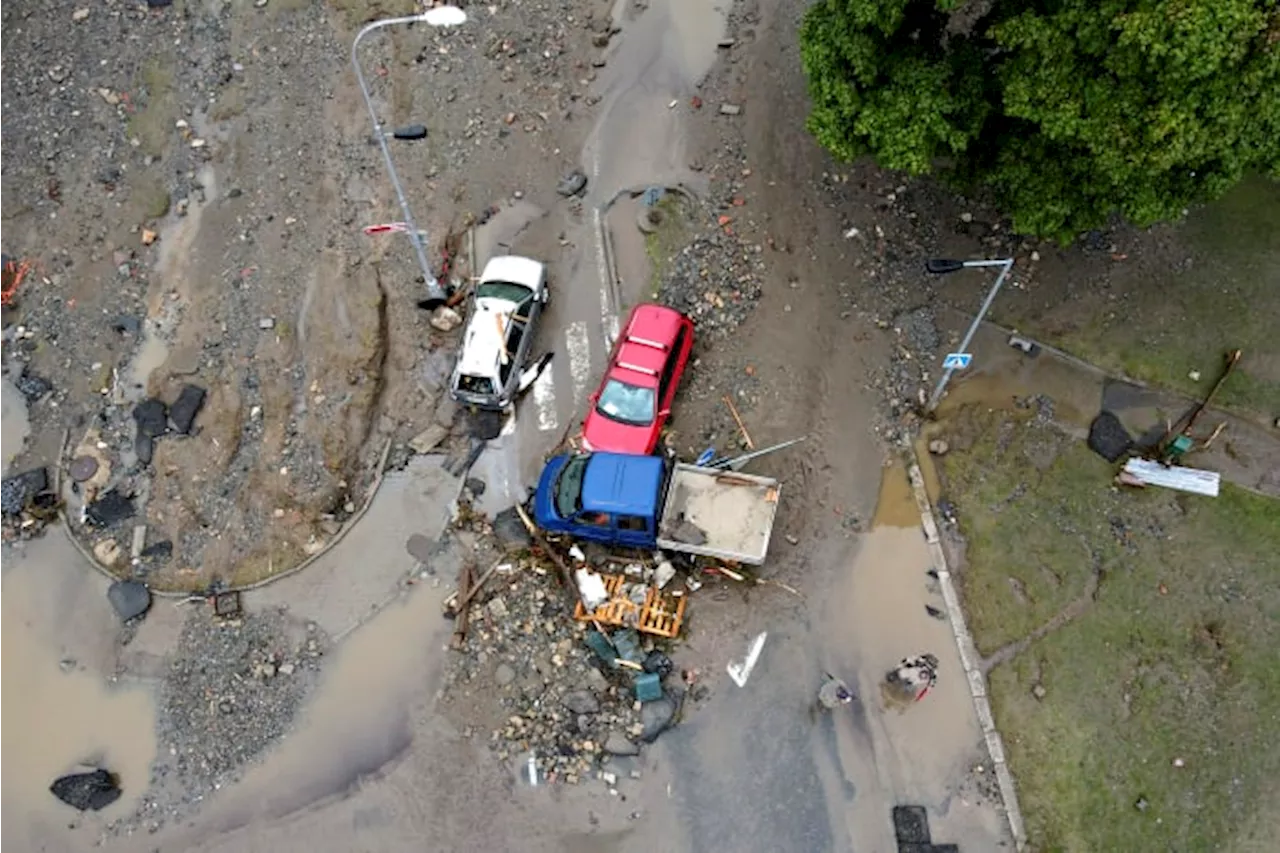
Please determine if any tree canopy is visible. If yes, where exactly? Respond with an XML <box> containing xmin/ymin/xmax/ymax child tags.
<box><xmin>799</xmin><ymin>0</ymin><xmax>1280</xmax><ymax>241</ymax></box>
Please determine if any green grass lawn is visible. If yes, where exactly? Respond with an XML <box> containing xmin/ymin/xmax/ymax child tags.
<box><xmin>941</xmin><ymin>406</ymin><xmax>1280</xmax><ymax>852</ymax></box>
<box><xmin>999</xmin><ymin>177</ymin><xmax>1280</xmax><ymax>418</ymax></box>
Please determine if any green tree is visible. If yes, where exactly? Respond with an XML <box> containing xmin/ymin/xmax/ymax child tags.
<box><xmin>800</xmin><ymin>0</ymin><xmax>1280</xmax><ymax>241</ymax></box>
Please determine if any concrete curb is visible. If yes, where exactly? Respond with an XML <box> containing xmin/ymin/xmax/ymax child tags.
<box><xmin>906</xmin><ymin>456</ymin><xmax>1028</xmax><ymax>851</ymax></box>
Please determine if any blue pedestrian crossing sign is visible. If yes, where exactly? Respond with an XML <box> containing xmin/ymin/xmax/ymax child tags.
<box><xmin>942</xmin><ymin>352</ymin><xmax>973</xmax><ymax>370</ymax></box>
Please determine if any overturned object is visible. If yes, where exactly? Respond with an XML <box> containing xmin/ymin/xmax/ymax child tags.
<box><xmin>1120</xmin><ymin>458</ymin><xmax>1220</xmax><ymax>497</ymax></box>
<box><xmin>50</xmin><ymin>768</ymin><xmax>122</xmax><ymax>811</ymax></box>
<box><xmin>1087</xmin><ymin>410</ymin><xmax>1133</xmax><ymax>463</ymax></box>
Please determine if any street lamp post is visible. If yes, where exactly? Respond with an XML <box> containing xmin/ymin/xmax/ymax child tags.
<box><xmin>351</xmin><ymin>6</ymin><xmax>467</xmax><ymax>309</ymax></box>
<box><xmin>923</xmin><ymin>256</ymin><xmax>1015</xmax><ymax>413</ymax></box>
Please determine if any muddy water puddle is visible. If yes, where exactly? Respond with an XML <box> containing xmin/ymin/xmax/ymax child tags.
<box><xmin>2</xmin><ymin>375</ymin><xmax>32</xmax><ymax>472</ymax></box>
<box><xmin>170</xmin><ymin>579</ymin><xmax>453</xmax><ymax>843</ymax></box>
<box><xmin>820</xmin><ymin>464</ymin><xmax>1009</xmax><ymax>848</ymax></box>
<box><xmin>1</xmin><ymin>535</ymin><xmax>158</xmax><ymax>848</ymax></box>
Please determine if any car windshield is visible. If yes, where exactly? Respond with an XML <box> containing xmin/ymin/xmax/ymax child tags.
<box><xmin>476</xmin><ymin>281</ymin><xmax>532</xmax><ymax>305</ymax></box>
<box><xmin>596</xmin><ymin>379</ymin><xmax>655</xmax><ymax>426</ymax></box>
<box><xmin>555</xmin><ymin>455</ymin><xmax>590</xmax><ymax>518</ymax></box>
<box><xmin>458</xmin><ymin>374</ymin><xmax>495</xmax><ymax>396</ymax></box>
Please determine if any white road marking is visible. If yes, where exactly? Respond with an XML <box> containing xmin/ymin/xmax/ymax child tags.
<box><xmin>532</xmin><ymin>367</ymin><xmax>558</xmax><ymax>432</ymax></box>
<box><xmin>566</xmin><ymin>320</ymin><xmax>592</xmax><ymax>404</ymax></box>
<box><xmin>593</xmin><ymin>207</ymin><xmax>613</xmax><ymax>338</ymax></box>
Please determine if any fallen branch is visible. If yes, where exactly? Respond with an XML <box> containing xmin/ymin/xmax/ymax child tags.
<box><xmin>450</xmin><ymin>562</ymin><xmax>474</xmax><ymax>650</ymax></box>
<box><xmin>514</xmin><ymin>504</ymin><xmax>579</xmax><ymax>603</ymax></box>
<box><xmin>723</xmin><ymin>395</ymin><xmax>754</xmax><ymax>449</ymax></box>
<box><xmin>455</xmin><ymin>560</ymin><xmax>503</xmax><ymax>612</ymax></box>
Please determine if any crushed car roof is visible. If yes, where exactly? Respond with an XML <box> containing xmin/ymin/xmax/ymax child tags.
<box><xmin>457</xmin><ymin>297</ymin><xmax>516</xmax><ymax>381</ymax></box>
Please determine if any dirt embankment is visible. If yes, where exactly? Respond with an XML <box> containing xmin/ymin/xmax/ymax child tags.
<box><xmin>2</xmin><ymin>0</ymin><xmax>614</xmax><ymax>588</ymax></box>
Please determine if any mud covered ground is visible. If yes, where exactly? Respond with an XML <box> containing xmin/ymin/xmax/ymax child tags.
<box><xmin>1</xmin><ymin>0</ymin><xmax>612</xmax><ymax>588</ymax></box>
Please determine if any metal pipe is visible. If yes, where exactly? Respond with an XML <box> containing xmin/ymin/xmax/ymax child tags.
<box><xmin>925</xmin><ymin>258</ymin><xmax>1015</xmax><ymax>413</ymax></box>
<box><xmin>352</xmin><ymin>13</ymin><xmax>462</xmax><ymax>308</ymax></box>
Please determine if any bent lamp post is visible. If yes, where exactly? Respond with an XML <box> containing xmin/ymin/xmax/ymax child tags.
<box><xmin>352</xmin><ymin>6</ymin><xmax>468</xmax><ymax>309</ymax></box>
<box><xmin>923</xmin><ymin>257</ymin><xmax>1015</xmax><ymax>413</ymax></box>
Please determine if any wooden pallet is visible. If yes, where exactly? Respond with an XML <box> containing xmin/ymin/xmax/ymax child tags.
<box><xmin>573</xmin><ymin>572</ymin><xmax>686</xmax><ymax>639</ymax></box>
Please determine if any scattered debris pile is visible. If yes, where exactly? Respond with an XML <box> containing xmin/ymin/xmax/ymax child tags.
<box><xmin>442</xmin><ymin>508</ymin><xmax>709</xmax><ymax>787</ymax></box>
<box><xmin>1</xmin><ymin>465</ymin><xmax>59</xmax><ymax>541</ymax></box>
<box><xmin>110</xmin><ymin>607</ymin><xmax>330</xmax><ymax>835</ymax></box>
<box><xmin>658</xmin><ymin>231</ymin><xmax>764</xmax><ymax>338</ymax></box>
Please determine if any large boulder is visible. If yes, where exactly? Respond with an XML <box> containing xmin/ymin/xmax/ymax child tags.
<box><xmin>1087</xmin><ymin>410</ymin><xmax>1133</xmax><ymax>463</ymax></box>
<box><xmin>50</xmin><ymin>769</ymin><xmax>121</xmax><ymax>811</ymax></box>
<box><xmin>107</xmin><ymin>580</ymin><xmax>152</xmax><ymax>622</ymax></box>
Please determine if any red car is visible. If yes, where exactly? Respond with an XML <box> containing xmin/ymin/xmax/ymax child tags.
<box><xmin>581</xmin><ymin>304</ymin><xmax>695</xmax><ymax>455</ymax></box>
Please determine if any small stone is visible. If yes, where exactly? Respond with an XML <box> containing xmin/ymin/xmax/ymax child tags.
<box><xmin>928</xmin><ymin>439</ymin><xmax>949</xmax><ymax>456</ymax></box>
<box><xmin>140</xmin><ymin>229</ymin><xmax>158</xmax><ymax>246</ymax></box>
<box><xmin>495</xmin><ymin>663</ymin><xmax>516</xmax><ymax>686</ymax></box>
<box><xmin>1032</xmin><ymin>683</ymin><xmax>1047</xmax><ymax>700</ymax></box>
<box><xmin>1188</xmin><ymin>370</ymin><xmax>1201</xmax><ymax>381</ymax></box>
<box><xmin>562</xmin><ymin>690</ymin><xmax>600</xmax><ymax>714</ymax></box>
<box><xmin>106</xmin><ymin>579</ymin><xmax>152</xmax><ymax>622</ymax></box>
<box><xmin>190</xmin><ymin>138</ymin><xmax>207</xmax><ymax>149</ymax></box>
<box><xmin>278</xmin><ymin>663</ymin><xmax>295</xmax><ymax>676</ymax></box>
<box><xmin>73</xmin><ymin>8</ymin><xmax>90</xmax><ymax>21</ymax></box>
<box><xmin>259</xmin><ymin>317</ymin><xmax>275</xmax><ymax>330</ymax></box>
<box><xmin>94</xmin><ymin>539</ymin><xmax>123</xmax><ymax>567</ymax></box>
<box><xmin>960</xmin><ymin>212</ymin><xmax>974</xmax><ymax>223</ymax></box>
<box><xmin>719</xmin><ymin>104</ymin><xmax>742</xmax><ymax>116</ymax></box>
<box><xmin>487</xmin><ymin>596</ymin><xmax>508</xmax><ymax>618</ymax></box>
<box><xmin>1030</xmin><ymin>250</ymin><xmax>1041</xmax><ymax>262</ymax></box>
<box><xmin>97</xmin><ymin>88</ymin><xmax>120</xmax><ymax>106</ymax></box>
<box><xmin>604</xmin><ymin>732</ymin><xmax>640</xmax><ymax>756</ymax></box>
<box><xmin>429</xmin><ymin>306</ymin><xmax>462</xmax><ymax>332</ymax></box>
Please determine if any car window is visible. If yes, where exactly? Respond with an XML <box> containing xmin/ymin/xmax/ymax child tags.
<box><xmin>555</xmin><ymin>456</ymin><xmax>591</xmax><ymax>517</ymax></box>
<box><xmin>617</xmin><ymin>515</ymin><xmax>648</xmax><ymax>532</ymax></box>
<box><xmin>597</xmin><ymin>379</ymin><xmax>656</xmax><ymax>426</ymax></box>
<box><xmin>578</xmin><ymin>511</ymin><xmax>611</xmax><ymax>528</ymax></box>
<box><xmin>476</xmin><ymin>281</ymin><xmax>532</xmax><ymax>303</ymax></box>
<box><xmin>458</xmin><ymin>374</ymin><xmax>494</xmax><ymax>396</ymax></box>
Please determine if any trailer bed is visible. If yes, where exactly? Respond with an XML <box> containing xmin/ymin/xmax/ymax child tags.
<box><xmin>656</xmin><ymin>464</ymin><xmax>780</xmax><ymax>564</ymax></box>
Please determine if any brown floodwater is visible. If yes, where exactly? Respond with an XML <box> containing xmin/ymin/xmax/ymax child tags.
<box><xmin>1</xmin><ymin>534</ymin><xmax>159</xmax><ymax>849</ymax></box>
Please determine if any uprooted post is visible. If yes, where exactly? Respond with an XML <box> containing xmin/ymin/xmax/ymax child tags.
<box><xmin>514</xmin><ymin>504</ymin><xmax>579</xmax><ymax>604</ymax></box>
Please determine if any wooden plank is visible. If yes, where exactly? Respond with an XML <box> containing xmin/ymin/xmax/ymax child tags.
<box><xmin>450</xmin><ymin>562</ymin><xmax>474</xmax><ymax>650</ymax></box>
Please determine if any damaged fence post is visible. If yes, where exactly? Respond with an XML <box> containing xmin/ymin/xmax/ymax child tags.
<box><xmin>351</xmin><ymin>7</ymin><xmax>467</xmax><ymax>309</ymax></box>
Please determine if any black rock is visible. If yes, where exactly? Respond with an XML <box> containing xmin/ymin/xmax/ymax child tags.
<box><xmin>140</xmin><ymin>540</ymin><xmax>173</xmax><ymax>561</ymax></box>
<box><xmin>134</xmin><ymin>433</ymin><xmax>155</xmax><ymax>466</ymax></box>
<box><xmin>1087</xmin><ymin>410</ymin><xmax>1133</xmax><ymax>463</ymax></box>
<box><xmin>2</xmin><ymin>468</ymin><xmax>49</xmax><ymax>515</ymax></box>
<box><xmin>465</xmin><ymin>477</ymin><xmax>487</xmax><ymax>497</ymax></box>
<box><xmin>112</xmin><ymin>315</ymin><xmax>141</xmax><ymax>335</ymax></box>
<box><xmin>107</xmin><ymin>580</ymin><xmax>152</xmax><ymax>622</ymax></box>
<box><xmin>50</xmin><ymin>769</ymin><xmax>122</xmax><ymax>811</ymax></box>
<box><xmin>561</xmin><ymin>690</ymin><xmax>600</xmax><ymax>715</ymax></box>
<box><xmin>146</xmin><ymin>0</ymin><xmax>174</xmax><ymax>7</ymax></box>
<box><xmin>638</xmin><ymin>695</ymin><xmax>677</xmax><ymax>743</ymax></box>
<box><xmin>16</xmin><ymin>373</ymin><xmax>53</xmax><ymax>401</ymax></box>
<box><xmin>492</xmin><ymin>506</ymin><xmax>533</xmax><ymax>549</ymax></box>
<box><xmin>169</xmin><ymin>384</ymin><xmax>207</xmax><ymax>434</ymax></box>
<box><xmin>642</xmin><ymin>650</ymin><xmax>674</xmax><ymax>679</ymax></box>
<box><xmin>86</xmin><ymin>489</ymin><xmax>135</xmax><ymax>526</ymax></box>
<box><xmin>132</xmin><ymin>398</ymin><xmax>168</xmax><ymax>438</ymax></box>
